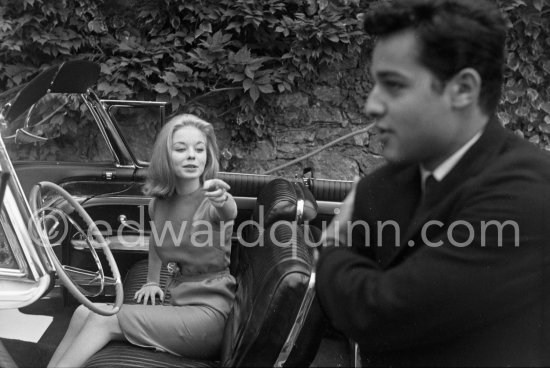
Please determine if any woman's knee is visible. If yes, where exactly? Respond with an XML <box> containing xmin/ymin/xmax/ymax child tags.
<box><xmin>73</xmin><ymin>304</ymin><xmax>91</xmax><ymax>321</ymax></box>
<box><xmin>86</xmin><ymin>311</ymin><xmax>123</xmax><ymax>338</ymax></box>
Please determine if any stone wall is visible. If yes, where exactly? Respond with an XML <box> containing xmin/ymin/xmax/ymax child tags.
<box><xmin>216</xmin><ymin>54</ymin><xmax>386</xmax><ymax>181</ymax></box>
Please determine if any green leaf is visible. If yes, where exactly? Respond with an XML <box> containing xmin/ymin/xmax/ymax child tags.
<box><xmin>244</xmin><ymin>66</ymin><xmax>255</xmax><ymax>79</ymax></box>
<box><xmin>228</xmin><ymin>73</ymin><xmax>246</xmax><ymax>82</ymax></box>
<box><xmin>163</xmin><ymin>72</ymin><xmax>179</xmax><ymax>84</ymax></box>
<box><xmin>541</xmin><ymin>102</ymin><xmax>550</xmax><ymax>115</ymax></box>
<box><xmin>174</xmin><ymin>63</ymin><xmax>193</xmax><ymax>74</ymax></box>
<box><xmin>88</xmin><ymin>19</ymin><xmax>107</xmax><ymax>34</ymax></box>
<box><xmin>257</xmin><ymin>83</ymin><xmax>274</xmax><ymax>94</ymax></box>
<box><xmin>526</xmin><ymin>88</ymin><xmax>539</xmax><ymax>102</ymax></box>
<box><xmin>97</xmin><ymin>82</ymin><xmax>113</xmax><ymax>95</ymax></box>
<box><xmin>100</xmin><ymin>64</ymin><xmax>113</xmax><ymax>76</ymax></box>
<box><xmin>243</xmin><ymin>78</ymin><xmax>253</xmax><ymax>91</ymax></box>
<box><xmin>169</xmin><ymin>86</ymin><xmax>179</xmax><ymax>97</ymax></box>
<box><xmin>226</xmin><ymin>22</ymin><xmax>241</xmax><ymax>31</ymax></box>
<box><xmin>234</xmin><ymin>47</ymin><xmax>252</xmax><ymax>64</ymax></box>
<box><xmin>200</xmin><ymin>22</ymin><xmax>212</xmax><ymax>33</ymax></box>
<box><xmin>249</xmin><ymin>85</ymin><xmax>260</xmax><ymax>102</ymax></box>
<box><xmin>154</xmin><ymin>83</ymin><xmax>169</xmax><ymax>94</ymax></box>
<box><xmin>497</xmin><ymin>111</ymin><xmax>512</xmax><ymax>126</ymax></box>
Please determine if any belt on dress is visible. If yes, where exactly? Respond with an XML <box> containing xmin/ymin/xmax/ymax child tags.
<box><xmin>162</xmin><ymin>262</ymin><xmax>231</xmax><ymax>306</ymax></box>
<box><xmin>166</xmin><ymin>261</ymin><xmax>229</xmax><ymax>280</ymax></box>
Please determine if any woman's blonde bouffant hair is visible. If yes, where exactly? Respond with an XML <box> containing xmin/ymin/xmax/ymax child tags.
<box><xmin>143</xmin><ymin>114</ymin><xmax>220</xmax><ymax>198</ymax></box>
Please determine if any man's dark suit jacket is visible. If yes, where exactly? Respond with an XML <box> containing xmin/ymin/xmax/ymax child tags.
<box><xmin>316</xmin><ymin>118</ymin><xmax>550</xmax><ymax>366</ymax></box>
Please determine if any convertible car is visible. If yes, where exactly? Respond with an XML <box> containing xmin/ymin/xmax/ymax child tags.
<box><xmin>0</xmin><ymin>60</ymin><xmax>357</xmax><ymax>367</ymax></box>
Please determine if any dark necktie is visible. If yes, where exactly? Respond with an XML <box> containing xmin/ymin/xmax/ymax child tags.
<box><xmin>423</xmin><ymin>174</ymin><xmax>438</xmax><ymax>199</ymax></box>
<box><xmin>417</xmin><ymin>174</ymin><xmax>438</xmax><ymax>211</ymax></box>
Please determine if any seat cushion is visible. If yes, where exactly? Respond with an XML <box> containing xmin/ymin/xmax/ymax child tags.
<box><xmin>84</xmin><ymin>260</ymin><xmax>218</xmax><ymax>368</ymax></box>
<box><xmin>84</xmin><ymin>341</ymin><xmax>216</xmax><ymax>368</ymax></box>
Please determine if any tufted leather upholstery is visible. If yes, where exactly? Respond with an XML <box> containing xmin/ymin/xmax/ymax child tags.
<box><xmin>84</xmin><ymin>178</ymin><xmax>323</xmax><ymax>368</ymax></box>
<box><xmin>220</xmin><ymin>221</ymin><xmax>323</xmax><ymax>367</ymax></box>
<box><xmin>122</xmin><ymin>258</ymin><xmax>172</xmax><ymax>305</ymax></box>
<box><xmin>252</xmin><ymin>177</ymin><xmax>318</xmax><ymax>225</ymax></box>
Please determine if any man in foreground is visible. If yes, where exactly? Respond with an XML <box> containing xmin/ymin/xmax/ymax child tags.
<box><xmin>316</xmin><ymin>0</ymin><xmax>550</xmax><ymax>366</ymax></box>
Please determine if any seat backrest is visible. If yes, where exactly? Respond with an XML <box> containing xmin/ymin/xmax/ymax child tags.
<box><xmin>220</xmin><ymin>178</ymin><xmax>324</xmax><ymax>367</ymax></box>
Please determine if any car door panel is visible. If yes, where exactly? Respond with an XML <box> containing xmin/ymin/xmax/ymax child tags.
<box><xmin>12</xmin><ymin>162</ymin><xmax>136</xmax><ymax>198</ymax></box>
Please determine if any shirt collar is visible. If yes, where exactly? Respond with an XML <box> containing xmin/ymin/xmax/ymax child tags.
<box><xmin>420</xmin><ymin>130</ymin><xmax>483</xmax><ymax>185</ymax></box>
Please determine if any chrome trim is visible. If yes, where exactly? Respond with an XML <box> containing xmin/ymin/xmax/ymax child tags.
<box><xmin>296</xmin><ymin>198</ymin><xmax>304</xmax><ymax>223</ymax></box>
<box><xmin>0</xmin><ymin>136</ymin><xmax>53</xmax><ymax>308</ymax></box>
<box><xmin>311</xmin><ymin>178</ymin><xmax>354</xmax><ymax>184</ymax></box>
<box><xmin>352</xmin><ymin>340</ymin><xmax>362</xmax><ymax>368</ymax></box>
<box><xmin>78</xmin><ymin>195</ymin><xmax>258</xmax><ymax>210</ymax></box>
<box><xmin>316</xmin><ymin>200</ymin><xmax>343</xmax><ymax>216</ymax></box>
<box><xmin>118</xmin><ymin>214</ymin><xmax>142</xmax><ymax>233</ymax></box>
<box><xmin>0</xmin><ymin>138</ymin><xmax>48</xmax><ymax>280</ymax></box>
<box><xmin>100</xmin><ymin>99</ymin><xmax>168</xmax><ymax>107</ymax></box>
<box><xmin>220</xmin><ymin>172</ymin><xmax>274</xmax><ymax>178</ymax></box>
<box><xmin>101</xmin><ymin>99</ymin><xmax>168</xmax><ymax>167</ymax></box>
<box><xmin>275</xmin><ymin>184</ymin><xmax>315</xmax><ymax>366</ymax></box>
<box><xmin>81</xmin><ymin>92</ymin><xmax>121</xmax><ymax>165</ymax></box>
<box><xmin>0</xmin><ymin>187</ymin><xmax>52</xmax><ymax>307</ymax></box>
<box><xmin>77</xmin><ymin>195</ymin><xmax>341</xmax><ymax>217</ymax></box>
<box><xmin>76</xmin><ymin>196</ymin><xmax>151</xmax><ymax>206</ymax></box>
<box><xmin>62</xmin><ymin>265</ymin><xmax>109</xmax><ymax>297</ymax></box>
<box><xmin>275</xmin><ymin>248</ymin><xmax>319</xmax><ymax>367</ymax></box>
<box><xmin>113</xmin><ymin>164</ymin><xmax>136</xmax><ymax>169</ymax></box>
<box><xmin>0</xmin><ymin>274</ymin><xmax>51</xmax><ymax>309</ymax></box>
<box><xmin>0</xmin><ymin>269</ymin><xmax>28</xmax><ymax>279</ymax></box>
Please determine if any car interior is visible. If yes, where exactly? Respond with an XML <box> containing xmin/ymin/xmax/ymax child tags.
<box><xmin>0</xmin><ymin>60</ymin><xmax>357</xmax><ymax>367</ymax></box>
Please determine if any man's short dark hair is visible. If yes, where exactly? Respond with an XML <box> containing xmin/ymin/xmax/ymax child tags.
<box><xmin>364</xmin><ymin>0</ymin><xmax>507</xmax><ymax>116</ymax></box>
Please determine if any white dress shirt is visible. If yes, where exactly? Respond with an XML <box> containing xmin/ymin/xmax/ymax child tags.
<box><xmin>419</xmin><ymin>131</ymin><xmax>483</xmax><ymax>191</ymax></box>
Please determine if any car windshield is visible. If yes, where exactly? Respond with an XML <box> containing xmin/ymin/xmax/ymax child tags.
<box><xmin>2</xmin><ymin>92</ymin><xmax>113</xmax><ymax>163</ymax></box>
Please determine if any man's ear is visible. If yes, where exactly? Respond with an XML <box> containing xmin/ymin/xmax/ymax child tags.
<box><xmin>448</xmin><ymin>68</ymin><xmax>481</xmax><ymax>109</ymax></box>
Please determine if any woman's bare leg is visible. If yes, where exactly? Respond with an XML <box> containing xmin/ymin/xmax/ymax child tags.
<box><xmin>48</xmin><ymin>304</ymin><xmax>125</xmax><ymax>368</ymax></box>
<box><xmin>48</xmin><ymin>305</ymin><xmax>91</xmax><ymax>367</ymax></box>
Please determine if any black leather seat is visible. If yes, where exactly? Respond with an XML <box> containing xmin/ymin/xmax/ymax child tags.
<box><xmin>84</xmin><ymin>178</ymin><xmax>324</xmax><ymax>367</ymax></box>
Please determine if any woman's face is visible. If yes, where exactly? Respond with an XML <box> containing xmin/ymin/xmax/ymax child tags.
<box><xmin>170</xmin><ymin>125</ymin><xmax>208</xmax><ymax>182</ymax></box>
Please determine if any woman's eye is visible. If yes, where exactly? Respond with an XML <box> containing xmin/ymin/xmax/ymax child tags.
<box><xmin>196</xmin><ymin>148</ymin><xmax>205</xmax><ymax>153</ymax></box>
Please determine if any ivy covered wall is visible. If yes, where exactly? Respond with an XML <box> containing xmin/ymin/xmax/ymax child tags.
<box><xmin>0</xmin><ymin>0</ymin><xmax>548</xmax><ymax>178</ymax></box>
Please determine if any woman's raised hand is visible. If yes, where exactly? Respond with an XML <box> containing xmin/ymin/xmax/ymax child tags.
<box><xmin>203</xmin><ymin>179</ymin><xmax>231</xmax><ymax>208</ymax></box>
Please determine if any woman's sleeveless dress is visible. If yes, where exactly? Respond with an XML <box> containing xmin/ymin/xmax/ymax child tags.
<box><xmin>117</xmin><ymin>189</ymin><xmax>236</xmax><ymax>359</ymax></box>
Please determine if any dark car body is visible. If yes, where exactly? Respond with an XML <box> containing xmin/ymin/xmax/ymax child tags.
<box><xmin>0</xmin><ymin>60</ymin><xmax>356</xmax><ymax>367</ymax></box>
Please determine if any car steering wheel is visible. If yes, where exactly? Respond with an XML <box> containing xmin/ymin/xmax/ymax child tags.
<box><xmin>29</xmin><ymin>181</ymin><xmax>123</xmax><ymax>316</ymax></box>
